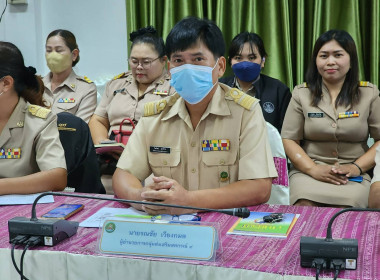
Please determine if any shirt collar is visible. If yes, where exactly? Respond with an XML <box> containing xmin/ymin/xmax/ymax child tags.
<box><xmin>162</xmin><ymin>84</ymin><xmax>231</xmax><ymax>122</ymax></box>
<box><xmin>233</xmin><ymin>75</ymin><xmax>260</xmax><ymax>94</ymax></box>
<box><xmin>45</xmin><ymin>70</ymin><xmax>77</xmax><ymax>92</ymax></box>
<box><xmin>7</xmin><ymin>97</ymin><xmax>27</xmax><ymax>129</ymax></box>
<box><xmin>62</xmin><ymin>70</ymin><xmax>78</xmax><ymax>92</ymax></box>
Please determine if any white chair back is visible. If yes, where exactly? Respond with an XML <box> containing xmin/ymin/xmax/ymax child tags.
<box><xmin>266</xmin><ymin>122</ymin><xmax>290</xmax><ymax>205</ymax></box>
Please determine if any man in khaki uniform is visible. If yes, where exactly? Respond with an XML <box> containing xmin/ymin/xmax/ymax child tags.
<box><xmin>113</xmin><ymin>17</ymin><xmax>277</xmax><ymax>215</ymax></box>
<box><xmin>0</xmin><ymin>98</ymin><xmax>67</xmax><ymax>192</ymax></box>
<box><xmin>43</xmin><ymin>70</ymin><xmax>97</xmax><ymax>123</ymax></box>
<box><xmin>282</xmin><ymin>82</ymin><xmax>380</xmax><ymax>207</ymax></box>
<box><xmin>92</xmin><ymin>70</ymin><xmax>175</xmax><ymax>139</ymax></box>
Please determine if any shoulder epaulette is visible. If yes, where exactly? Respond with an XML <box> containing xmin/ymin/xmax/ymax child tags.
<box><xmin>296</xmin><ymin>82</ymin><xmax>308</xmax><ymax>89</ymax></box>
<box><xmin>112</xmin><ymin>72</ymin><xmax>127</xmax><ymax>80</ymax></box>
<box><xmin>144</xmin><ymin>100</ymin><xmax>167</xmax><ymax>117</ymax></box>
<box><xmin>83</xmin><ymin>76</ymin><xmax>93</xmax><ymax>83</ymax></box>
<box><xmin>359</xmin><ymin>81</ymin><xmax>369</xmax><ymax>87</ymax></box>
<box><xmin>227</xmin><ymin>88</ymin><xmax>257</xmax><ymax>110</ymax></box>
<box><xmin>28</xmin><ymin>105</ymin><xmax>51</xmax><ymax>119</ymax></box>
<box><xmin>143</xmin><ymin>94</ymin><xmax>180</xmax><ymax>117</ymax></box>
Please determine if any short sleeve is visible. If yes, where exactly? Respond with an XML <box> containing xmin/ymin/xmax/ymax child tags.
<box><xmin>94</xmin><ymin>81</ymin><xmax>113</xmax><ymax>119</ymax></box>
<box><xmin>35</xmin><ymin>114</ymin><xmax>66</xmax><ymax>171</ymax></box>
<box><xmin>238</xmin><ymin>104</ymin><xmax>277</xmax><ymax>180</ymax></box>
<box><xmin>281</xmin><ymin>88</ymin><xmax>305</xmax><ymax>140</ymax></box>
<box><xmin>368</xmin><ymin>85</ymin><xmax>380</xmax><ymax>141</ymax></box>
<box><xmin>116</xmin><ymin>118</ymin><xmax>152</xmax><ymax>181</ymax></box>
<box><xmin>75</xmin><ymin>83</ymin><xmax>97</xmax><ymax>123</ymax></box>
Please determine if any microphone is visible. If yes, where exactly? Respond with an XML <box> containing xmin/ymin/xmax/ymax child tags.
<box><xmin>300</xmin><ymin>208</ymin><xmax>380</xmax><ymax>277</ymax></box>
<box><xmin>8</xmin><ymin>192</ymin><xmax>251</xmax><ymax>247</ymax></box>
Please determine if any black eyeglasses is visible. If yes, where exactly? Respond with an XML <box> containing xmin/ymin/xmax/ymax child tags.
<box><xmin>151</xmin><ymin>214</ymin><xmax>201</xmax><ymax>222</ymax></box>
<box><xmin>128</xmin><ymin>57</ymin><xmax>160</xmax><ymax>69</ymax></box>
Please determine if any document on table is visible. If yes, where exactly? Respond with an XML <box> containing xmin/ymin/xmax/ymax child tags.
<box><xmin>0</xmin><ymin>193</ymin><xmax>54</xmax><ymax>205</ymax></box>
<box><xmin>79</xmin><ymin>207</ymin><xmax>152</xmax><ymax>228</ymax></box>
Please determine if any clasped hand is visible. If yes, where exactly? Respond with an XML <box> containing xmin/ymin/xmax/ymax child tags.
<box><xmin>310</xmin><ymin>163</ymin><xmax>360</xmax><ymax>185</ymax></box>
<box><xmin>140</xmin><ymin>176</ymin><xmax>191</xmax><ymax>216</ymax></box>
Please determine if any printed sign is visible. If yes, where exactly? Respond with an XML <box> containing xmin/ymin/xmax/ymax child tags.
<box><xmin>99</xmin><ymin>219</ymin><xmax>217</xmax><ymax>260</ymax></box>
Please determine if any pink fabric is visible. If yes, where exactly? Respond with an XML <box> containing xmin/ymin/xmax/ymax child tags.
<box><xmin>1</xmin><ymin>193</ymin><xmax>379</xmax><ymax>279</ymax></box>
<box><xmin>272</xmin><ymin>157</ymin><xmax>289</xmax><ymax>187</ymax></box>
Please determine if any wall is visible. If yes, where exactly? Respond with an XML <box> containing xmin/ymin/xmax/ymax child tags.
<box><xmin>0</xmin><ymin>0</ymin><xmax>128</xmax><ymax>95</ymax></box>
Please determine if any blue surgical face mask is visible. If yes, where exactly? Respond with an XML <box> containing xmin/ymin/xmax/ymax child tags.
<box><xmin>170</xmin><ymin>59</ymin><xmax>219</xmax><ymax>104</ymax></box>
<box><xmin>232</xmin><ymin>61</ymin><xmax>262</xmax><ymax>82</ymax></box>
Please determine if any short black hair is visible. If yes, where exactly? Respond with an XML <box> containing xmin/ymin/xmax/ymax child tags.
<box><xmin>306</xmin><ymin>29</ymin><xmax>359</xmax><ymax>108</ymax></box>
<box><xmin>228</xmin><ymin>32</ymin><xmax>267</xmax><ymax>65</ymax></box>
<box><xmin>130</xmin><ymin>26</ymin><xmax>165</xmax><ymax>57</ymax></box>
<box><xmin>165</xmin><ymin>16</ymin><xmax>225</xmax><ymax>60</ymax></box>
<box><xmin>47</xmin><ymin>29</ymin><xmax>80</xmax><ymax>66</ymax></box>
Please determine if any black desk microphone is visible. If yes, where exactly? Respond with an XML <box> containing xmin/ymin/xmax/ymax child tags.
<box><xmin>8</xmin><ymin>192</ymin><xmax>250</xmax><ymax>247</ymax></box>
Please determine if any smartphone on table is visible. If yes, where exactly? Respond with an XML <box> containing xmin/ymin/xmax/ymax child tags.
<box><xmin>41</xmin><ymin>204</ymin><xmax>84</xmax><ymax>219</ymax></box>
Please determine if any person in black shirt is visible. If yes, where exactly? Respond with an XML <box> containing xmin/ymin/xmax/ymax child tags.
<box><xmin>220</xmin><ymin>32</ymin><xmax>291</xmax><ymax>132</ymax></box>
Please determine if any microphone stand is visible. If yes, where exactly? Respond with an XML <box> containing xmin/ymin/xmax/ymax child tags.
<box><xmin>30</xmin><ymin>192</ymin><xmax>251</xmax><ymax>220</ymax></box>
<box><xmin>8</xmin><ymin>191</ymin><xmax>250</xmax><ymax>249</ymax></box>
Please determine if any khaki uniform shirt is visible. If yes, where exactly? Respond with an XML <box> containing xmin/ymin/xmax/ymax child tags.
<box><xmin>282</xmin><ymin>82</ymin><xmax>380</xmax><ymax>164</ymax></box>
<box><xmin>0</xmin><ymin>98</ymin><xmax>66</xmax><ymax>178</ymax></box>
<box><xmin>94</xmin><ymin>71</ymin><xmax>175</xmax><ymax>134</ymax></box>
<box><xmin>43</xmin><ymin>70</ymin><xmax>97</xmax><ymax>123</ymax></box>
<box><xmin>117</xmin><ymin>83</ymin><xmax>277</xmax><ymax>191</ymax></box>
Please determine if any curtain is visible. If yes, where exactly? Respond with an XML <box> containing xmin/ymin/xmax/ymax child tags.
<box><xmin>126</xmin><ymin>0</ymin><xmax>380</xmax><ymax>90</ymax></box>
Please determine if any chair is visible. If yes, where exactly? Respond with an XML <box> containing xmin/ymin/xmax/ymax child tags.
<box><xmin>57</xmin><ymin>112</ymin><xmax>105</xmax><ymax>194</ymax></box>
<box><xmin>266</xmin><ymin>122</ymin><xmax>290</xmax><ymax>205</ymax></box>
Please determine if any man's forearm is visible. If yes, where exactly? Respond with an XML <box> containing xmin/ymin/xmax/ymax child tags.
<box><xmin>112</xmin><ymin>168</ymin><xmax>144</xmax><ymax>202</ymax></box>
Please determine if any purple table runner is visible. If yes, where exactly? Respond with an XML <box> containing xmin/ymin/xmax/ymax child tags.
<box><xmin>1</xmin><ymin>193</ymin><xmax>379</xmax><ymax>279</ymax></box>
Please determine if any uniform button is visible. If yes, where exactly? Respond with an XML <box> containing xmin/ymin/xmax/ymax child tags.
<box><xmin>163</xmin><ymin>160</ymin><xmax>168</xmax><ymax>165</ymax></box>
<box><xmin>191</xmin><ymin>142</ymin><xmax>196</xmax><ymax>147</ymax></box>
<box><xmin>332</xmin><ymin>123</ymin><xmax>337</xmax><ymax>128</ymax></box>
<box><xmin>220</xmin><ymin>159</ymin><xmax>225</xmax><ymax>165</ymax></box>
<box><xmin>191</xmin><ymin>168</ymin><xmax>196</xmax><ymax>173</ymax></box>
<box><xmin>132</xmin><ymin>102</ymin><xmax>136</xmax><ymax>106</ymax></box>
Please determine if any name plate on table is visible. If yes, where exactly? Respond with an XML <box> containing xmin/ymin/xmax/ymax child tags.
<box><xmin>98</xmin><ymin>219</ymin><xmax>218</xmax><ymax>260</ymax></box>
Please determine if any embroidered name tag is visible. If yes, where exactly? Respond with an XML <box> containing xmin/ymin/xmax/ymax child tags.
<box><xmin>338</xmin><ymin>111</ymin><xmax>359</xmax><ymax>119</ymax></box>
<box><xmin>58</xmin><ymin>98</ymin><xmax>75</xmax><ymax>103</ymax></box>
<box><xmin>308</xmin><ymin>112</ymin><xmax>324</xmax><ymax>118</ymax></box>
<box><xmin>0</xmin><ymin>148</ymin><xmax>21</xmax><ymax>159</ymax></box>
<box><xmin>153</xmin><ymin>90</ymin><xmax>169</xmax><ymax>96</ymax></box>
<box><xmin>150</xmin><ymin>146</ymin><xmax>171</xmax><ymax>154</ymax></box>
<box><xmin>202</xmin><ymin>140</ymin><xmax>230</xmax><ymax>152</ymax></box>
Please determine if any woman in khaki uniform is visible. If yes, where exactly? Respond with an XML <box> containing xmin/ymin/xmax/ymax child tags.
<box><xmin>0</xmin><ymin>42</ymin><xmax>67</xmax><ymax>194</ymax></box>
<box><xmin>43</xmin><ymin>29</ymin><xmax>97</xmax><ymax>123</ymax></box>
<box><xmin>282</xmin><ymin>30</ymin><xmax>380</xmax><ymax>208</ymax></box>
<box><xmin>89</xmin><ymin>26</ymin><xmax>175</xmax><ymax>153</ymax></box>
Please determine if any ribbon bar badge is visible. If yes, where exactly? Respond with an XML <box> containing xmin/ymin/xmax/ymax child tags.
<box><xmin>202</xmin><ymin>139</ymin><xmax>230</xmax><ymax>151</ymax></box>
<box><xmin>338</xmin><ymin>111</ymin><xmax>359</xmax><ymax>119</ymax></box>
<box><xmin>153</xmin><ymin>90</ymin><xmax>169</xmax><ymax>96</ymax></box>
<box><xmin>0</xmin><ymin>148</ymin><xmax>21</xmax><ymax>159</ymax></box>
<box><xmin>58</xmin><ymin>98</ymin><xmax>75</xmax><ymax>103</ymax></box>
